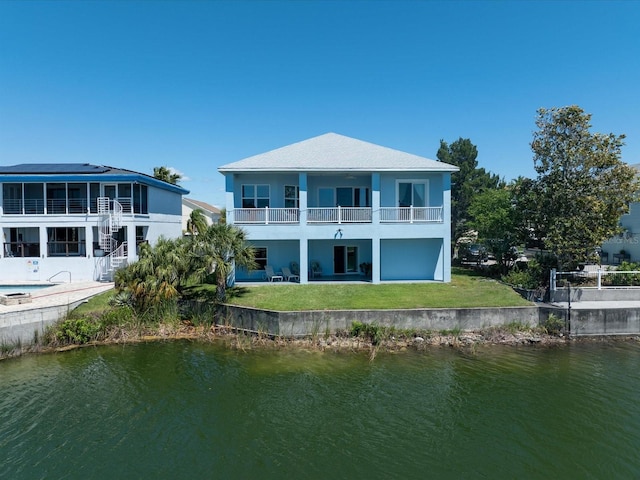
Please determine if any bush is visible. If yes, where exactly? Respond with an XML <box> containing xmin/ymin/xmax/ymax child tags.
<box><xmin>350</xmin><ymin>321</ymin><xmax>383</xmax><ymax>345</ymax></box>
<box><xmin>605</xmin><ymin>261</ymin><xmax>640</xmax><ymax>286</ymax></box>
<box><xmin>56</xmin><ymin>317</ymin><xmax>102</xmax><ymax>344</ymax></box>
<box><xmin>542</xmin><ymin>313</ymin><xmax>565</xmax><ymax>335</ymax></box>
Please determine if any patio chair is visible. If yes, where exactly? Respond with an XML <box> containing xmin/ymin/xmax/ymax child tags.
<box><xmin>310</xmin><ymin>261</ymin><xmax>323</xmax><ymax>278</ymax></box>
<box><xmin>264</xmin><ymin>265</ymin><xmax>283</xmax><ymax>282</ymax></box>
<box><xmin>290</xmin><ymin>261</ymin><xmax>300</xmax><ymax>276</ymax></box>
<box><xmin>282</xmin><ymin>266</ymin><xmax>300</xmax><ymax>282</ymax></box>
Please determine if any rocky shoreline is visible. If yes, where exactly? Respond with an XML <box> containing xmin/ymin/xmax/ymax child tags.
<box><xmin>3</xmin><ymin>323</ymin><xmax>640</xmax><ymax>361</ymax></box>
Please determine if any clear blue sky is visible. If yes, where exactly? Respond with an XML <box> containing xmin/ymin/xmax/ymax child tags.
<box><xmin>1</xmin><ymin>0</ymin><xmax>639</xmax><ymax>207</ymax></box>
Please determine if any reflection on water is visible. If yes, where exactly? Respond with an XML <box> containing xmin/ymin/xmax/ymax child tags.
<box><xmin>1</xmin><ymin>341</ymin><xmax>640</xmax><ymax>479</ymax></box>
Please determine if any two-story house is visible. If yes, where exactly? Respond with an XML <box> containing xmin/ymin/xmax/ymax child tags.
<box><xmin>0</xmin><ymin>163</ymin><xmax>188</xmax><ymax>282</ymax></box>
<box><xmin>219</xmin><ymin>133</ymin><xmax>458</xmax><ymax>284</ymax></box>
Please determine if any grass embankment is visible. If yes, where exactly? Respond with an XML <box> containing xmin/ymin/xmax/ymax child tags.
<box><xmin>0</xmin><ymin>270</ymin><xmax>539</xmax><ymax>360</ymax></box>
<box><xmin>225</xmin><ymin>272</ymin><xmax>532</xmax><ymax>311</ymax></box>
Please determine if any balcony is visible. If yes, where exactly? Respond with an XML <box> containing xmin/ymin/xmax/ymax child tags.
<box><xmin>307</xmin><ymin>207</ymin><xmax>371</xmax><ymax>224</ymax></box>
<box><xmin>231</xmin><ymin>206</ymin><xmax>443</xmax><ymax>225</ymax></box>
<box><xmin>380</xmin><ymin>206</ymin><xmax>443</xmax><ymax>223</ymax></box>
<box><xmin>233</xmin><ymin>207</ymin><xmax>300</xmax><ymax>224</ymax></box>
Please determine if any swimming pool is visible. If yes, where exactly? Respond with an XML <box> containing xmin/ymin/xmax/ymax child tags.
<box><xmin>0</xmin><ymin>285</ymin><xmax>53</xmax><ymax>295</ymax></box>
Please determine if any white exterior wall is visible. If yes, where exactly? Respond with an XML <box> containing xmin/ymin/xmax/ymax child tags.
<box><xmin>0</xmin><ymin>181</ymin><xmax>186</xmax><ymax>282</ymax></box>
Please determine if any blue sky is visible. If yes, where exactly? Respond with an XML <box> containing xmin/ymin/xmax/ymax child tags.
<box><xmin>1</xmin><ymin>0</ymin><xmax>639</xmax><ymax>207</ymax></box>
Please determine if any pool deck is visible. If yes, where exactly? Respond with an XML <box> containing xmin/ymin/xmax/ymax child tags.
<box><xmin>0</xmin><ymin>282</ymin><xmax>114</xmax><ymax>344</ymax></box>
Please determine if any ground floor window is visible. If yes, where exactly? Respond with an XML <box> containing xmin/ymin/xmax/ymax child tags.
<box><xmin>3</xmin><ymin>227</ymin><xmax>40</xmax><ymax>257</ymax></box>
<box><xmin>47</xmin><ymin>227</ymin><xmax>86</xmax><ymax>257</ymax></box>
<box><xmin>254</xmin><ymin>247</ymin><xmax>267</xmax><ymax>270</ymax></box>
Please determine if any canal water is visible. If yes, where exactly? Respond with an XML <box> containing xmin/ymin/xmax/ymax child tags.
<box><xmin>1</xmin><ymin>340</ymin><xmax>639</xmax><ymax>479</ymax></box>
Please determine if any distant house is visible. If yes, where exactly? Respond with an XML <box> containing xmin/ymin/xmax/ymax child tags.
<box><xmin>218</xmin><ymin>133</ymin><xmax>458</xmax><ymax>284</ymax></box>
<box><xmin>600</xmin><ymin>163</ymin><xmax>640</xmax><ymax>264</ymax></box>
<box><xmin>182</xmin><ymin>197</ymin><xmax>221</xmax><ymax>233</ymax></box>
<box><xmin>0</xmin><ymin>163</ymin><xmax>188</xmax><ymax>282</ymax></box>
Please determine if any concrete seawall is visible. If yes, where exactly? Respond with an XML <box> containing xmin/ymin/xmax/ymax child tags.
<box><xmin>220</xmin><ymin>304</ymin><xmax>541</xmax><ymax>337</ymax></box>
<box><xmin>0</xmin><ymin>282</ymin><xmax>114</xmax><ymax>346</ymax></box>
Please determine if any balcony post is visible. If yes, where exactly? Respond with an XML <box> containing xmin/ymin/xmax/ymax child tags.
<box><xmin>410</xmin><ymin>205</ymin><xmax>414</xmax><ymax>224</ymax></box>
<box><xmin>338</xmin><ymin>205</ymin><xmax>342</xmax><ymax>224</ymax></box>
<box><xmin>265</xmin><ymin>206</ymin><xmax>269</xmax><ymax>225</ymax></box>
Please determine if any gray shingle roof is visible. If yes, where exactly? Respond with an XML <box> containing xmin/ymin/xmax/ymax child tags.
<box><xmin>218</xmin><ymin>133</ymin><xmax>458</xmax><ymax>173</ymax></box>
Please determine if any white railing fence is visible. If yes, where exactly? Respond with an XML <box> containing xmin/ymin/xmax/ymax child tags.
<box><xmin>551</xmin><ymin>268</ymin><xmax>640</xmax><ymax>291</ymax></box>
<box><xmin>307</xmin><ymin>207</ymin><xmax>371</xmax><ymax>224</ymax></box>
<box><xmin>379</xmin><ymin>206</ymin><xmax>443</xmax><ymax>223</ymax></box>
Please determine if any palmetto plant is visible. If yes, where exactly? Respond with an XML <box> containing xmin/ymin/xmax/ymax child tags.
<box><xmin>186</xmin><ymin>209</ymin><xmax>208</xmax><ymax>236</ymax></box>
<box><xmin>114</xmin><ymin>224</ymin><xmax>256</xmax><ymax>312</ymax></box>
<box><xmin>185</xmin><ymin>223</ymin><xmax>257</xmax><ymax>301</ymax></box>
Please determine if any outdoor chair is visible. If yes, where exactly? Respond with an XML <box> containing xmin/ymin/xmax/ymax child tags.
<box><xmin>310</xmin><ymin>261</ymin><xmax>323</xmax><ymax>278</ymax></box>
<box><xmin>264</xmin><ymin>265</ymin><xmax>283</xmax><ymax>282</ymax></box>
<box><xmin>290</xmin><ymin>261</ymin><xmax>300</xmax><ymax>276</ymax></box>
<box><xmin>282</xmin><ymin>267</ymin><xmax>300</xmax><ymax>282</ymax></box>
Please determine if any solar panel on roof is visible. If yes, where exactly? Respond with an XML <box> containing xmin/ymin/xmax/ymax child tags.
<box><xmin>0</xmin><ymin>164</ymin><xmax>110</xmax><ymax>174</ymax></box>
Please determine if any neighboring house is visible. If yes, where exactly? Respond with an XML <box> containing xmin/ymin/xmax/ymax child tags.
<box><xmin>182</xmin><ymin>197</ymin><xmax>221</xmax><ymax>233</ymax></box>
<box><xmin>218</xmin><ymin>133</ymin><xmax>458</xmax><ymax>284</ymax></box>
<box><xmin>0</xmin><ymin>163</ymin><xmax>189</xmax><ymax>282</ymax></box>
<box><xmin>601</xmin><ymin>163</ymin><xmax>640</xmax><ymax>264</ymax></box>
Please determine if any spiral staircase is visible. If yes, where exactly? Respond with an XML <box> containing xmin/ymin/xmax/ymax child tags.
<box><xmin>97</xmin><ymin>197</ymin><xmax>128</xmax><ymax>281</ymax></box>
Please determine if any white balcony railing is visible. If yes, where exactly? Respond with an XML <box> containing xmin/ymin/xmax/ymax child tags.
<box><xmin>233</xmin><ymin>207</ymin><xmax>300</xmax><ymax>224</ymax></box>
<box><xmin>230</xmin><ymin>206</ymin><xmax>443</xmax><ymax>225</ymax></box>
<box><xmin>379</xmin><ymin>206</ymin><xmax>443</xmax><ymax>223</ymax></box>
<box><xmin>307</xmin><ymin>207</ymin><xmax>372</xmax><ymax>224</ymax></box>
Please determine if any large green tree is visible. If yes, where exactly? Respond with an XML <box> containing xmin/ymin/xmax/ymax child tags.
<box><xmin>528</xmin><ymin>105</ymin><xmax>639</xmax><ymax>269</ymax></box>
<box><xmin>153</xmin><ymin>166</ymin><xmax>182</xmax><ymax>185</ymax></box>
<box><xmin>437</xmin><ymin>138</ymin><xmax>503</xmax><ymax>243</ymax></box>
<box><xmin>468</xmin><ymin>184</ymin><xmax>524</xmax><ymax>273</ymax></box>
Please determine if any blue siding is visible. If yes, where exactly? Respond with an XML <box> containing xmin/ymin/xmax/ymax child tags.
<box><xmin>380</xmin><ymin>238</ymin><xmax>442</xmax><ymax>281</ymax></box>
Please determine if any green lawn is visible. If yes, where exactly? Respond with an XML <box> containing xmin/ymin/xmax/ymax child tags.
<box><xmin>225</xmin><ymin>273</ymin><xmax>531</xmax><ymax>311</ymax></box>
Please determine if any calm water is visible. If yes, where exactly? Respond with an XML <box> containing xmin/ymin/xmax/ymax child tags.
<box><xmin>1</xmin><ymin>340</ymin><xmax>639</xmax><ymax>479</ymax></box>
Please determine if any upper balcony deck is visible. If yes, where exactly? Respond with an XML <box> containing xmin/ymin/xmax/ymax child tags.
<box><xmin>231</xmin><ymin>206</ymin><xmax>444</xmax><ymax>225</ymax></box>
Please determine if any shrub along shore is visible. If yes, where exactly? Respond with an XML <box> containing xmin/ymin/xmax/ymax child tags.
<box><xmin>2</xmin><ymin>275</ymin><xmax>637</xmax><ymax>361</ymax></box>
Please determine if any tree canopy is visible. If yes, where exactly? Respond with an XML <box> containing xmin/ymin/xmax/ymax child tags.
<box><xmin>186</xmin><ymin>209</ymin><xmax>208</xmax><ymax>236</ymax></box>
<box><xmin>153</xmin><ymin>166</ymin><xmax>182</xmax><ymax>185</ymax></box>
<box><xmin>437</xmin><ymin>138</ymin><xmax>503</xmax><ymax>243</ymax></box>
<box><xmin>527</xmin><ymin>105</ymin><xmax>639</xmax><ymax>268</ymax></box>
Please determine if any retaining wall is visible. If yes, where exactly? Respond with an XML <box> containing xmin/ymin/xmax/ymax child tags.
<box><xmin>0</xmin><ymin>301</ymin><xmax>86</xmax><ymax>346</ymax></box>
<box><xmin>220</xmin><ymin>305</ymin><xmax>540</xmax><ymax>337</ymax></box>
<box><xmin>550</xmin><ymin>287</ymin><xmax>640</xmax><ymax>302</ymax></box>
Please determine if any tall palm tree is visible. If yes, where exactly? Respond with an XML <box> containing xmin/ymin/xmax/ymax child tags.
<box><xmin>115</xmin><ymin>237</ymin><xmax>190</xmax><ymax>313</ymax></box>
<box><xmin>186</xmin><ymin>209</ymin><xmax>208</xmax><ymax>236</ymax></box>
<box><xmin>153</xmin><ymin>166</ymin><xmax>182</xmax><ymax>185</ymax></box>
<box><xmin>186</xmin><ymin>223</ymin><xmax>256</xmax><ymax>301</ymax></box>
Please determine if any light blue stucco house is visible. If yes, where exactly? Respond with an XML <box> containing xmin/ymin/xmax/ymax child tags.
<box><xmin>219</xmin><ymin>133</ymin><xmax>459</xmax><ymax>284</ymax></box>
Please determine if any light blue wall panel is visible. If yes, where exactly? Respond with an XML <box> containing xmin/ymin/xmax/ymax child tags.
<box><xmin>380</xmin><ymin>173</ymin><xmax>443</xmax><ymax>207</ymax></box>
<box><xmin>232</xmin><ymin>174</ymin><xmax>299</xmax><ymax>209</ymax></box>
<box><xmin>235</xmin><ymin>239</ymin><xmax>300</xmax><ymax>281</ymax></box>
<box><xmin>307</xmin><ymin>239</ymin><xmax>372</xmax><ymax>276</ymax></box>
<box><xmin>380</xmin><ymin>238</ymin><xmax>442</xmax><ymax>280</ymax></box>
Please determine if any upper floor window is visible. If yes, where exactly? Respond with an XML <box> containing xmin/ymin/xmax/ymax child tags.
<box><xmin>242</xmin><ymin>184</ymin><xmax>270</xmax><ymax>208</ymax></box>
<box><xmin>284</xmin><ymin>185</ymin><xmax>299</xmax><ymax>208</ymax></box>
<box><xmin>397</xmin><ymin>181</ymin><xmax>428</xmax><ymax>207</ymax></box>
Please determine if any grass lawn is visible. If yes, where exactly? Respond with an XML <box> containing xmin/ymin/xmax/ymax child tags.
<box><xmin>225</xmin><ymin>271</ymin><xmax>531</xmax><ymax>311</ymax></box>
